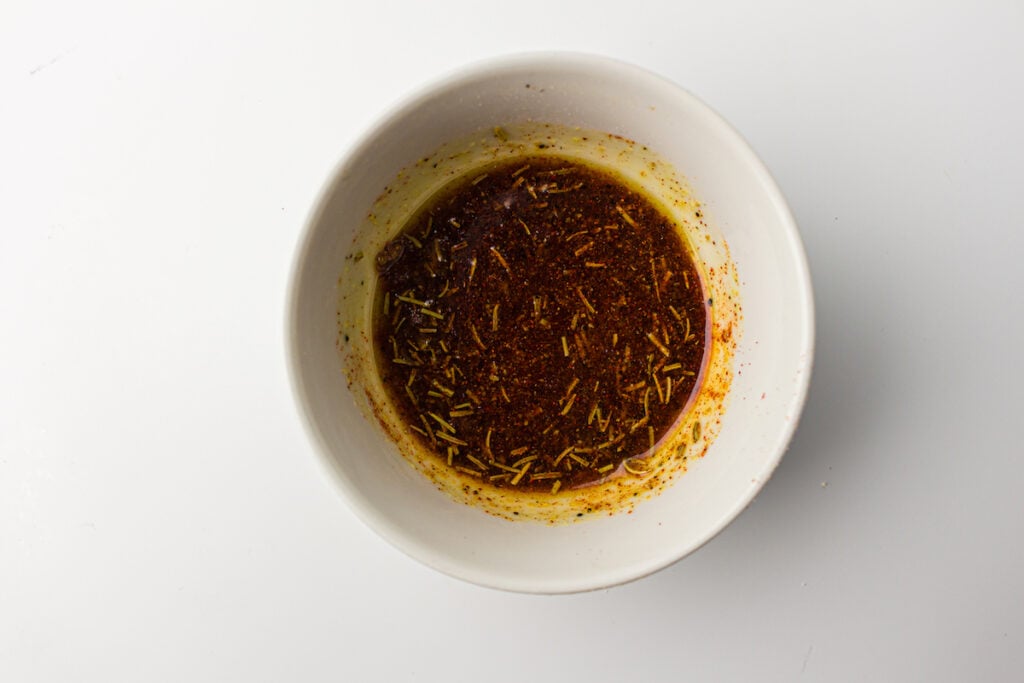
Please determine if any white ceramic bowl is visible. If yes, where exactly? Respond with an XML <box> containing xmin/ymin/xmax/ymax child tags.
<box><xmin>287</xmin><ymin>53</ymin><xmax>814</xmax><ymax>593</ymax></box>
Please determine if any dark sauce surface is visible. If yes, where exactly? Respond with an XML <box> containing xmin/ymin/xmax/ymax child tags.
<box><xmin>373</xmin><ymin>157</ymin><xmax>707</xmax><ymax>492</ymax></box>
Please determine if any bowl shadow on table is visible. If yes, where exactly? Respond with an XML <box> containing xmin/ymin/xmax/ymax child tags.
<box><xmin>622</xmin><ymin>233</ymin><xmax>886</xmax><ymax>600</ymax></box>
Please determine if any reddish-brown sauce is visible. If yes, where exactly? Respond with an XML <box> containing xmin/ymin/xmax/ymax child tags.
<box><xmin>373</xmin><ymin>156</ymin><xmax>707</xmax><ymax>492</ymax></box>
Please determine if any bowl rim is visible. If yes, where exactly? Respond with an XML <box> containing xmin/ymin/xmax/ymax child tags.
<box><xmin>285</xmin><ymin>50</ymin><xmax>816</xmax><ymax>594</ymax></box>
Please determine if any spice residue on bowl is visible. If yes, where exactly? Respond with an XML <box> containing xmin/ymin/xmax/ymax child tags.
<box><xmin>372</xmin><ymin>156</ymin><xmax>709</xmax><ymax>493</ymax></box>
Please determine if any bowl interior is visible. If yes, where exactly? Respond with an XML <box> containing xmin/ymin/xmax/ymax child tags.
<box><xmin>288</xmin><ymin>54</ymin><xmax>813</xmax><ymax>593</ymax></box>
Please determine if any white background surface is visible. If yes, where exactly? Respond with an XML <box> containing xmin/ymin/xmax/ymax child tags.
<box><xmin>2</xmin><ymin>1</ymin><xmax>1022</xmax><ymax>680</ymax></box>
